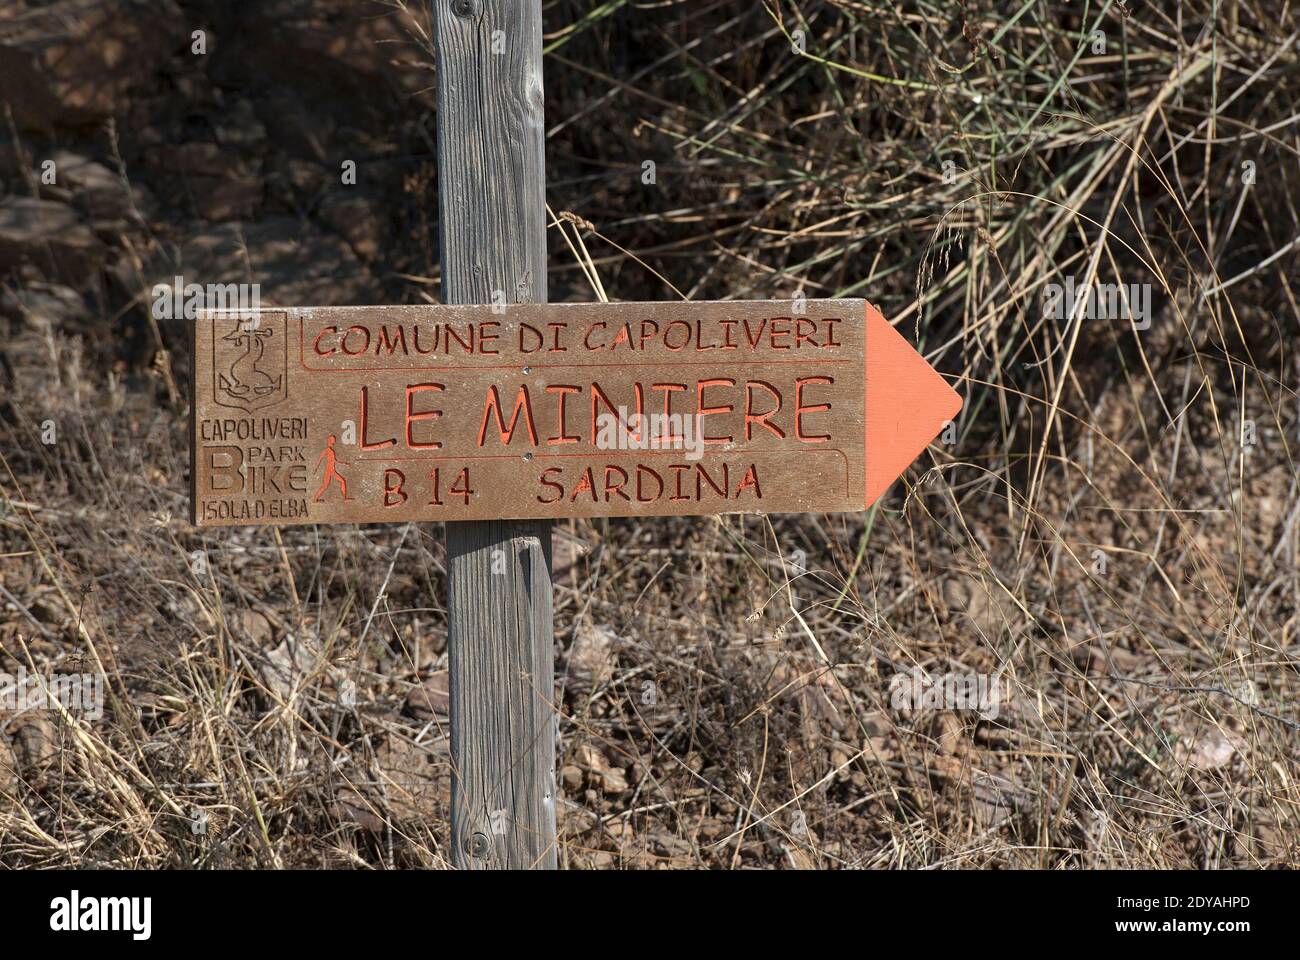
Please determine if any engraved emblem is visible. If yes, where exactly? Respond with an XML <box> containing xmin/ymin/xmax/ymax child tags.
<box><xmin>212</xmin><ymin>315</ymin><xmax>287</xmax><ymax>412</ymax></box>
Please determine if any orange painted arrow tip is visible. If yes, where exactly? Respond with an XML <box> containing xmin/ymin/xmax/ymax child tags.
<box><xmin>863</xmin><ymin>302</ymin><xmax>963</xmax><ymax>508</ymax></box>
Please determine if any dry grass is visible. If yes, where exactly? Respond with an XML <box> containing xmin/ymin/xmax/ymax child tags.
<box><xmin>1</xmin><ymin>0</ymin><xmax>1298</xmax><ymax>867</ymax></box>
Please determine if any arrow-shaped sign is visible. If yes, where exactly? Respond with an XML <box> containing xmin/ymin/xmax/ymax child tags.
<box><xmin>190</xmin><ymin>299</ymin><xmax>960</xmax><ymax>526</ymax></box>
<box><xmin>862</xmin><ymin>302</ymin><xmax>962</xmax><ymax>506</ymax></box>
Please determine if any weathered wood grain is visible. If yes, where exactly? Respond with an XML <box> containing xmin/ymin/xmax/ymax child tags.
<box><xmin>432</xmin><ymin>0</ymin><xmax>557</xmax><ymax>869</ymax></box>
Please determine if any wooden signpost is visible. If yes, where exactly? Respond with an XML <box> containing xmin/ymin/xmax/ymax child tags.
<box><xmin>190</xmin><ymin>300</ymin><xmax>959</xmax><ymax>526</ymax></box>
<box><xmin>186</xmin><ymin>0</ymin><xmax>961</xmax><ymax>869</ymax></box>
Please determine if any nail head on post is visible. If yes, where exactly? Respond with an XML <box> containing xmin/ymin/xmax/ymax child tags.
<box><xmin>467</xmin><ymin>831</ymin><xmax>493</xmax><ymax>860</ymax></box>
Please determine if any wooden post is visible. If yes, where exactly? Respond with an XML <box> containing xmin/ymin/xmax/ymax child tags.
<box><xmin>432</xmin><ymin>0</ymin><xmax>557</xmax><ymax>869</ymax></box>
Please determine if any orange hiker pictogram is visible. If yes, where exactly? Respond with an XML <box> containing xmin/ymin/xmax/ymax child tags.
<box><xmin>314</xmin><ymin>434</ymin><xmax>353</xmax><ymax>502</ymax></box>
